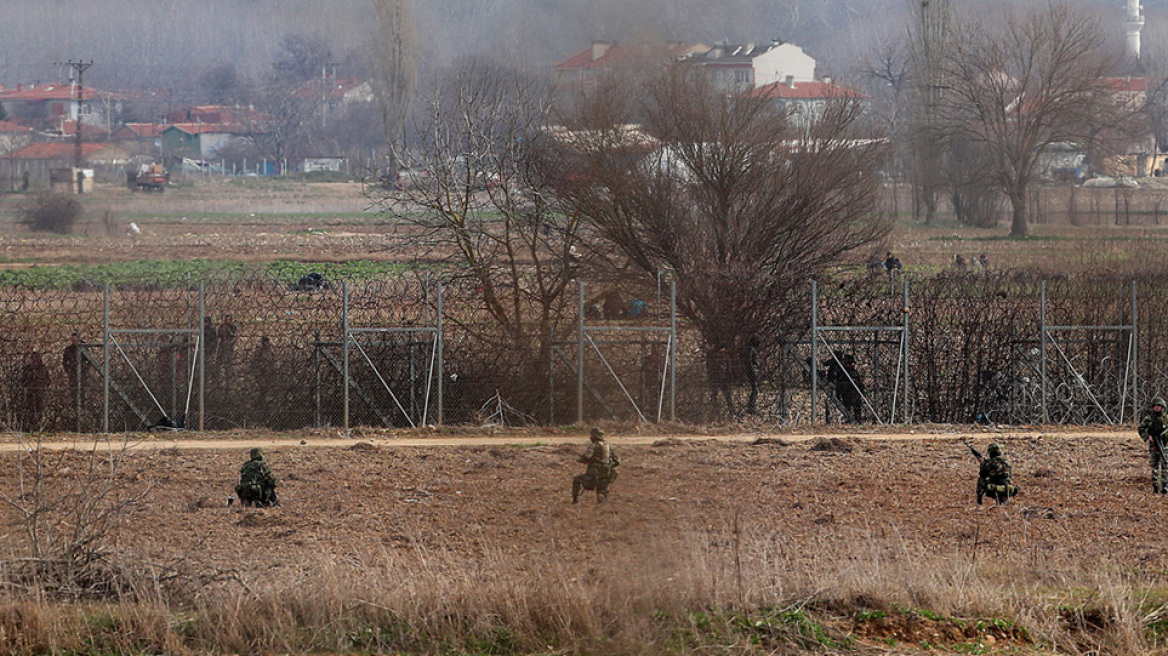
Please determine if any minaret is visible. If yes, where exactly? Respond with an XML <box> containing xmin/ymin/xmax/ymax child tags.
<box><xmin>1125</xmin><ymin>0</ymin><xmax>1145</xmax><ymax>60</ymax></box>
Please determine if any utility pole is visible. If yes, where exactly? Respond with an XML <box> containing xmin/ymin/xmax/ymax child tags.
<box><xmin>65</xmin><ymin>59</ymin><xmax>93</xmax><ymax>193</ymax></box>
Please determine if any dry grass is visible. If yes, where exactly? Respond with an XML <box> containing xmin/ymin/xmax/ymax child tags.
<box><xmin>0</xmin><ymin>519</ymin><xmax>1162</xmax><ymax>654</ymax></box>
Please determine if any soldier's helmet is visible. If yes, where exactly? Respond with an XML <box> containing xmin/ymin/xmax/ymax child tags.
<box><xmin>987</xmin><ymin>443</ymin><xmax>1002</xmax><ymax>457</ymax></box>
<box><xmin>250</xmin><ymin>447</ymin><xmax>264</xmax><ymax>460</ymax></box>
<box><xmin>1154</xmin><ymin>398</ymin><xmax>1167</xmax><ymax>412</ymax></box>
<box><xmin>590</xmin><ymin>428</ymin><xmax>605</xmax><ymax>441</ymax></box>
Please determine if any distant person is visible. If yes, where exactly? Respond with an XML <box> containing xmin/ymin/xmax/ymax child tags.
<box><xmin>17</xmin><ymin>351</ymin><xmax>51</xmax><ymax>431</ymax></box>
<box><xmin>602</xmin><ymin>289</ymin><xmax>624</xmax><ymax>320</ymax></box>
<box><xmin>883</xmin><ymin>251</ymin><xmax>902</xmax><ymax>274</ymax></box>
<box><xmin>952</xmin><ymin>254</ymin><xmax>967</xmax><ymax>271</ymax></box>
<box><xmin>572</xmin><ymin>428</ymin><xmax>620</xmax><ymax>504</ymax></box>
<box><xmin>707</xmin><ymin>346</ymin><xmax>736</xmax><ymax>419</ymax></box>
<box><xmin>977</xmin><ymin>253</ymin><xmax>990</xmax><ymax>269</ymax></box>
<box><xmin>251</xmin><ymin>336</ymin><xmax>274</xmax><ymax>382</ymax></box>
<box><xmin>202</xmin><ymin>317</ymin><xmax>218</xmax><ymax>360</ymax></box>
<box><xmin>233</xmin><ymin>447</ymin><xmax>279</xmax><ymax>507</ymax></box>
<box><xmin>62</xmin><ymin>331</ymin><xmax>83</xmax><ymax>397</ymax></box>
<box><xmin>970</xmin><ymin>254</ymin><xmax>983</xmax><ymax>271</ymax></box>
<box><xmin>745</xmin><ymin>335</ymin><xmax>760</xmax><ymax>415</ymax></box>
<box><xmin>822</xmin><ymin>353</ymin><xmax>863</xmax><ymax>423</ymax></box>
<box><xmin>1140</xmin><ymin>397</ymin><xmax>1168</xmax><ymax>494</ymax></box>
<box><xmin>217</xmin><ymin>315</ymin><xmax>238</xmax><ymax>367</ymax></box>
<box><xmin>628</xmin><ymin>297</ymin><xmax>647</xmax><ymax>319</ymax></box>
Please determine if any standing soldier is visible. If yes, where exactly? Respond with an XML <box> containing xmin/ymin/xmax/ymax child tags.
<box><xmin>234</xmin><ymin>447</ymin><xmax>279</xmax><ymax>507</ymax></box>
<box><xmin>1140</xmin><ymin>397</ymin><xmax>1168</xmax><ymax>494</ymax></box>
<box><xmin>572</xmin><ymin>428</ymin><xmax>620</xmax><ymax>504</ymax></box>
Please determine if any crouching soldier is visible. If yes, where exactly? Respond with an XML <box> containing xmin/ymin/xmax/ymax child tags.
<box><xmin>572</xmin><ymin>428</ymin><xmax>620</xmax><ymax>504</ymax></box>
<box><xmin>976</xmin><ymin>442</ymin><xmax>1019</xmax><ymax>505</ymax></box>
<box><xmin>234</xmin><ymin>447</ymin><xmax>279</xmax><ymax>507</ymax></box>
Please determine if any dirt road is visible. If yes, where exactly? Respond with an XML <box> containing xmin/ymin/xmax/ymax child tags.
<box><xmin>0</xmin><ymin>425</ymin><xmax>1133</xmax><ymax>451</ymax></box>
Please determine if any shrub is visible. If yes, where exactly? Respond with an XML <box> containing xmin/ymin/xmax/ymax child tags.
<box><xmin>22</xmin><ymin>191</ymin><xmax>82</xmax><ymax>234</ymax></box>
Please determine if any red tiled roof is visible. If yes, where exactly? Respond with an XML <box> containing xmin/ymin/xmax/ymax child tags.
<box><xmin>0</xmin><ymin>120</ymin><xmax>33</xmax><ymax>133</ymax></box>
<box><xmin>165</xmin><ymin>105</ymin><xmax>266</xmax><ymax>125</ymax></box>
<box><xmin>114</xmin><ymin>122</ymin><xmax>165</xmax><ymax>139</ymax></box>
<box><xmin>556</xmin><ymin>43</ymin><xmax>705</xmax><ymax>71</ymax></box>
<box><xmin>164</xmin><ymin>122</ymin><xmax>249</xmax><ymax>135</ymax></box>
<box><xmin>0</xmin><ymin>84</ymin><xmax>118</xmax><ymax>101</ymax></box>
<box><xmin>1103</xmin><ymin>77</ymin><xmax>1148</xmax><ymax>93</ymax></box>
<box><xmin>57</xmin><ymin>120</ymin><xmax>110</xmax><ymax>137</ymax></box>
<box><xmin>5</xmin><ymin>142</ymin><xmax>112</xmax><ymax>159</ymax></box>
<box><xmin>752</xmin><ymin>80</ymin><xmax>865</xmax><ymax>100</ymax></box>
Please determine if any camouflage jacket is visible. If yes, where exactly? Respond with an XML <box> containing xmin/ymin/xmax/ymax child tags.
<box><xmin>1139</xmin><ymin>413</ymin><xmax>1168</xmax><ymax>450</ymax></box>
<box><xmin>239</xmin><ymin>458</ymin><xmax>278</xmax><ymax>489</ymax></box>
<box><xmin>978</xmin><ymin>456</ymin><xmax>1011</xmax><ymax>487</ymax></box>
<box><xmin>579</xmin><ymin>441</ymin><xmax>618</xmax><ymax>468</ymax></box>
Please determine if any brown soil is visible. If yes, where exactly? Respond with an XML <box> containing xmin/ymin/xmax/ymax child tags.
<box><xmin>0</xmin><ymin>426</ymin><xmax>1156</xmax><ymax>577</ymax></box>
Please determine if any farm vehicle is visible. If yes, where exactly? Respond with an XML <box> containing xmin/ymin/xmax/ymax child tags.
<box><xmin>128</xmin><ymin>163</ymin><xmax>170</xmax><ymax>192</ymax></box>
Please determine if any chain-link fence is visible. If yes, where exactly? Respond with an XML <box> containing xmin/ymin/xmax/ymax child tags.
<box><xmin>2</xmin><ymin>269</ymin><xmax>1166</xmax><ymax>433</ymax></box>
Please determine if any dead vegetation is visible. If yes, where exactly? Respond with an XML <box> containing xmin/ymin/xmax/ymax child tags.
<box><xmin>0</xmin><ymin>434</ymin><xmax>1163</xmax><ymax>654</ymax></box>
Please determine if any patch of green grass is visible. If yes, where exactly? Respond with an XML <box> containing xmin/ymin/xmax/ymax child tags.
<box><xmin>727</xmin><ymin>607</ymin><xmax>853</xmax><ymax>650</ymax></box>
<box><xmin>0</xmin><ymin>258</ymin><xmax>416</xmax><ymax>289</ymax></box>
<box><xmin>853</xmin><ymin>609</ymin><xmax>888</xmax><ymax>622</ymax></box>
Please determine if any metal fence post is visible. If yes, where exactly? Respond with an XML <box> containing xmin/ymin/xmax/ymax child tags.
<box><xmin>1133</xmin><ymin>279</ymin><xmax>1139</xmax><ymax>423</ymax></box>
<box><xmin>1040</xmin><ymin>280</ymin><xmax>1049</xmax><ymax>425</ymax></box>
<box><xmin>436</xmin><ymin>281</ymin><xmax>444</xmax><ymax>426</ymax></box>
<box><xmin>102</xmin><ymin>283</ymin><xmax>110</xmax><ymax>433</ymax></box>
<box><xmin>902</xmin><ymin>281</ymin><xmax>911</xmax><ymax>424</ymax></box>
<box><xmin>577</xmin><ymin>281</ymin><xmax>585</xmax><ymax>424</ymax></box>
<box><xmin>669</xmin><ymin>278</ymin><xmax>677</xmax><ymax>422</ymax></box>
<box><xmin>198</xmin><ymin>284</ymin><xmax>205</xmax><ymax>432</ymax></box>
<box><xmin>810</xmin><ymin>279</ymin><xmax>818</xmax><ymax>425</ymax></box>
<box><xmin>342</xmin><ymin>282</ymin><xmax>350</xmax><ymax>434</ymax></box>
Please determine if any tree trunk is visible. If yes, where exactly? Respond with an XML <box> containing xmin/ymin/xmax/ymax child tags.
<box><xmin>1008</xmin><ymin>189</ymin><xmax>1028</xmax><ymax>237</ymax></box>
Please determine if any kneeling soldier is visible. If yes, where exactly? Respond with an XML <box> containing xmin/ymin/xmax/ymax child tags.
<box><xmin>235</xmin><ymin>447</ymin><xmax>280</xmax><ymax>507</ymax></box>
<box><xmin>977</xmin><ymin>442</ymin><xmax>1019</xmax><ymax>505</ymax></box>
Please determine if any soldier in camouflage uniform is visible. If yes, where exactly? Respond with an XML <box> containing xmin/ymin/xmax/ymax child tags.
<box><xmin>977</xmin><ymin>443</ymin><xmax>1019</xmax><ymax>505</ymax></box>
<box><xmin>235</xmin><ymin>447</ymin><xmax>279</xmax><ymax>507</ymax></box>
<box><xmin>1139</xmin><ymin>397</ymin><xmax>1168</xmax><ymax>494</ymax></box>
<box><xmin>572</xmin><ymin>428</ymin><xmax>620</xmax><ymax>504</ymax></box>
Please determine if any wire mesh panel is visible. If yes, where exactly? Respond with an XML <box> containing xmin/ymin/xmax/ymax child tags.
<box><xmin>3</xmin><ymin>268</ymin><xmax>1168</xmax><ymax>432</ymax></box>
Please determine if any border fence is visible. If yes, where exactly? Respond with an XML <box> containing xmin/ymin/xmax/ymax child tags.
<box><xmin>0</xmin><ymin>269</ymin><xmax>1164</xmax><ymax>433</ymax></box>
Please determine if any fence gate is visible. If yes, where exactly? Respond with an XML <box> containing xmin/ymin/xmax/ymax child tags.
<box><xmin>318</xmin><ymin>281</ymin><xmax>443</xmax><ymax>432</ymax></box>
<box><xmin>547</xmin><ymin>280</ymin><xmax>677</xmax><ymax>424</ymax></box>
<box><xmin>779</xmin><ymin>280</ymin><xmax>910</xmax><ymax>425</ymax></box>
<box><xmin>100</xmin><ymin>284</ymin><xmax>206</xmax><ymax>432</ymax></box>
<box><xmin>1032</xmin><ymin>280</ymin><xmax>1137</xmax><ymax>425</ymax></box>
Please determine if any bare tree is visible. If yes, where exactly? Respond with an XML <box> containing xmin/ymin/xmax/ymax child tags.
<box><xmin>272</xmin><ymin>33</ymin><xmax>335</xmax><ymax>83</ymax></box>
<box><xmin>371</xmin><ymin>0</ymin><xmax>418</xmax><ymax>153</ymax></box>
<box><xmin>372</xmin><ymin>60</ymin><xmax>584</xmax><ymax>363</ymax></box>
<box><xmin>906</xmin><ymin>0</ymin><xmax>951</xmax><ymax>225</ymax></box>
<box><xmin>939</xmin><ymin>2</ymin><xmax>1120</xmax><ymax>237</ymax></box>
<box><xmin>0</xmin><ymin>439</ymin><xmax>150</xmax><ymax>599</ymax></box>
<box><xmin>241</xmin><ymin>77</ymin><xmax>321</xmax><ymax>165</ymax></box>
<box><xmin>552</xmin><ymin>66</ymin><xmax>889</xmax><ymax>387</ymax></box>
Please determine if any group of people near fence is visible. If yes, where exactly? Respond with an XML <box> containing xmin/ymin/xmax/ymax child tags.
<box><xmin>8</xmin><ymin>319</ymin><xmax>273</xmax><ymax>432</ymax></box>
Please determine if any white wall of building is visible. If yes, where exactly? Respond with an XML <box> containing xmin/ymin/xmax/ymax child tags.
<box><xmin>752</xmin><ymin>44</ymin><xmax>816</xmax><ymax>87</ymax></box>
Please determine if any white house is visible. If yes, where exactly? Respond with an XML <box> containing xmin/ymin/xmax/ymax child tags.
<box><xmin>681</xmin><ymin>40</ymin><xmax>817</xmax><ymax>90</ymax></box>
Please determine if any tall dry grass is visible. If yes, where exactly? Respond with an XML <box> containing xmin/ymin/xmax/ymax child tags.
<box><xmin>1</xmin><ymin>516</ymin><xmax>1165</xmax><ymax>654</ymax></box>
